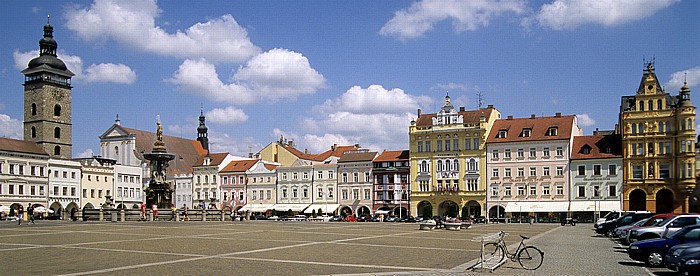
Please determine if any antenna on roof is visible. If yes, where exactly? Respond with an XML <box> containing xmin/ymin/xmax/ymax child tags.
<box><xmin>476</xmin><ymin>90</ymin><xmax>484</xmax><ymax>109</ymax></box>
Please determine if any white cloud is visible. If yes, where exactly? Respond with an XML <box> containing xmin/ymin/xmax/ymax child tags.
<box><xmin>169</xmin><ymin>49</ymin><xmax>325</xmax><ymax>104</ymax></box>
<box><xmin>0</xmin><ymin>114</ymin><xmax>22</xmax><ymax>139</ymax></box>
<box><xmin>232</xmin><ymin>48</ymin><xmax>326</xmax><ymax>98</ymax></box>
<box><xmin>434</xmin><ymin>82</ymin><xmax>469</xmax><ymax>92</ymax></box>
<box><xmin>380</xmin><ymin>0</ymin><xmax>527</xmax><ymax>40</ymax></box>
<box><xmin>65</xmin><ymin>0</ymin><xmax>260</xmax><ymax>63</ymax></box>
<box><xmin>167</xmin><ymin>58</ymin><xmax>253</xmax><ymax>104</ymax></box>
<box><xmin>208</xmin><ymin>131</ymin><xmax>260</xmax><ymax>157</ymax></box>
<box><xmin>301</xmin><ymin>133</ymin><xmax>353</xmax><ymax>153</ymax></box>
<box><xmin>533</xmin><ymin>0</ymin><xmax>679</xmax><ymax>30</ymax></box>
<box><xmin>84</xmin><ymin>63</ymin><xmax>136</xmax><ymax>84</ymax></box>
<box><xmin>576</xmin><ymin>113</ymin><xmax>596</xmax><ymax>127</ymax></box>
<box><xmin>76</xmin><ymin>148</ymin><xmax>95</xmax><ymax>158</ymax></box>
<box><xmin>665</xmin><ymin>67</ymin><xmax>700</xmax><ymax>92</ymax></box>
<box><xmin>205</xmin><ymin>107</ymin><xmax>249</xmax><ymax>124</ymax></box>
<box><xmin>319</xmin><ymin>85</ymin><xmax>426</xmax><ymax>114</ymax></box>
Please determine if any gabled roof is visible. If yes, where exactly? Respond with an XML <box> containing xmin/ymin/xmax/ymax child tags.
<box><xmin>0</xmin><ymin>137</ymin><xmax>47</xmax><ymax>156</ymax></box>
<box><xmin>263</xmin><ymin>163</ymin><xmax>279</xmax><ymax>171</ymax></box>
<box><xmin>220</xmin><ymin>159</ymin><xmax>258</xmax><ymax>172</ymax></box>
<box><xmin>416</xmin><ymin>107</ymin><xmax>494</xmax><ymax>127</ymax></box>
<box><xmin>338</xmin><ymin>151</ymin><xmax>378</xmax><ymax>163</ymax></box>
<box><xmin>571</xmin><ymin>134</ymin><xmax>622</xmax><ymax>160</ymax></box>
<box><xmin>277</xmin><ymin>142</ymin><xmax>360</xmax><ymax>162</ymax></box>
<box><xmin>373</xmin><ymin>150</ymin><xmax>409</xmax><ymax>162</ymax></box>
<box><xmin>487</xmin><ymin>115</ymin><xmax>576</xmax><ymax>143</ymax></box>
<box><xmin>194</xmin><ymin>152</ymin><xmax>230</xmax><ymax>167</ymax></box>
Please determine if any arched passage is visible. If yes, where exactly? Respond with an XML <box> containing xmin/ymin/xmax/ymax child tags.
<box><xmin>357</xmin><ymin>206</ymin><xmax>371</xmax><ymax>215</ymax></box>
<box><xmin>416</xmin><ymin>201</ymin><xmax>432</xmax><ymax>218</ymax></box>
<box><xmin>629</xmin><ymin>189</ymin><xmax>647</xmax><ymax>211</ymax></box>
<box><xmin>462</xmin><ymin>200</ymin><xmax>481</xmax><ymax>219</ymax></box>
<box><xmin>438</xmin><ymin>200</ymin><xmax>459</xmax><ymax>218</ymax></box>
<box><xmin>656</xmin><ymin>189</ymin><xmax>674</xmax><ymax>213</ymax></box>
<box><xmin>394</xmin><ymin>206</ymin><xmax>408</xmax><ymax>218</ymax></box>
<box><xmin>339</xmin><ymin>206</ymin><xmax>353</xmax><ymax>217</ymax></box>
<box><xmin>488</xmin><ymin>205</ymin><xmax>505</xmax><ymax>219</ymax></box>
<box><xmin>83</xmin><ymin>203</ymin><xmax>95</xmax><ymax>209</ymax></box>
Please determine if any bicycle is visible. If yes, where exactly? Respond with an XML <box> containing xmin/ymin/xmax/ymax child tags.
<box><xmin>481</xmin><ymin>231</ymin><xmax>544</xmax><ymax>270</ymax></box>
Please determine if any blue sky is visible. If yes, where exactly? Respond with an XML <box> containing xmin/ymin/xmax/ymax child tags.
<box><xmin>0</xmin><ymin>0</ymin><xmax>698</xmax><ymax>158</ymax></box>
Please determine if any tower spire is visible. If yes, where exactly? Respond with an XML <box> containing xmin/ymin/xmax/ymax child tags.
<box><xmin>197</xmin><ymin>106</ymin><xmax>209</xmax><ymax>150</ymax></box>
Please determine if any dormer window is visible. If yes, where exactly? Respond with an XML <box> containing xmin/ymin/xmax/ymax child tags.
<box><xmin>546</xmin><ymin>127</ymin><xmax>558</xmax><ymax>136</ymax></box>
<box><xmin>581</xmin><ymin>145</ymin><xmax>591</xmax><ymax>154</ymax></box>
<box><xmin>522</xmin><ymin>128</ymin><xmax>531</xmax><ymax>137</ymax></box>
<box><xmin>497</xmin><ymin>130</ymin><xmax>507</xmax><ymax>138</ymax></box>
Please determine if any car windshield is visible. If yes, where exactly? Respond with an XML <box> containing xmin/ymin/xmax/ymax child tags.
<box><xmin>657</xmin><ymin>216</ymin><xmax>676</xmax><ymax>226</ymax></box>
<box><xmin>650</xmin><ymin>217</ymin><xmax>670</xmax><ymax>226</ymax></box>
<box><xmin>668</xmin><ymin>226</ymin><xmax>698</xmax><ymax>239</ymax></box>
<box><xmin>634</xmin><ymin>218</ymin><xmax>651</xmax><ymax>226</ymax></box>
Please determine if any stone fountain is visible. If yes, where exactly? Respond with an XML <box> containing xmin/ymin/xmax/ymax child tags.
<box><xmin>143</xmin><ymin>116</ymin><xmax>175</xmax><ymax>209</ymax></box>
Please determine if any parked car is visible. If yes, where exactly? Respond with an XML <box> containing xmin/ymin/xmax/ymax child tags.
<box><xmin>268</xmin><ymin>215</ymin><xmax>280</xmax><ymax>221</ymax></box>
<box><xmin>473</xmin><ymin>216</ymin><xmax>486</xmax><ymax>224</ymax></box>
<box><xmin>628</xmin><ymin>215</ymin><xmax>700</xmax><ymax>244</ymax></box>
<box><xmin>357</xmin><ymin>214</ymin><xmax>372</xmax><ymax>222</ymax></box>
<box><xmin>414</xmin><ymin>216</ymin><xmax>425</xmax><ymax>222</ymax></box>
<box><xmin>665</xmin><ymin>242</ymin><xmax>700</xmax><ymax>274</ymax></box>
<box><xmin>628</xmin><ymin>224</ymin><xmax>700</xmax><ymax>267</ymax></box>
<box><xmin>399</xmin><ymin>216</ymin><xmax>416</xmax><ymax>223</ymax></box>
<box><xmin>596</xmin><ymin>210</ymin><xmax>651</xmax><ymax>228</ymax></box>
<box><xmin>612</xmin><ymin>217</ymin><xmax>651</xmax><ymax>240</ymax></box>
<box><xmin>385</xmin><ymin>216</ymin><xmax>397</xmax><ymax>222</ymax></box>
<box><xmin>290</xmin><ymin>215</ymin><xmax>308</xmax><ymax>221</ymax></box>
<box><xmin>596</xmin><ymin>212</ymin><xmax>655</xmax><ymax>236</ymax></box>
<box><xmin>329</xmin><ymin>216</ymin><xmax>342</xmax><ymax>222</ymax></box>
<box><xmin>616</xmin><ymin>214</ymin><xmax>675</xmax><ymax>244</ymax></box>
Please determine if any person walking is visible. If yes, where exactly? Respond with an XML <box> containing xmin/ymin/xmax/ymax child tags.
<box><xmin>139</xmin><ymin>203</ymin><xmax>146</xmax><ymax>221</ymax></box>
<box><xmin>17</xmin><ymin>204</ymin><xmax>24</xmax><ymax>225</ymax></box>
<box><xmin>27</xmin><ymin>204</ymin><xmax>35</xmax><ymax>224</ymax></box>
<box><xmin>181</xmin><ymin>204</ymin><xmax>189</xmax><ymax>221</ymax></box>
<box><xmin>152</xmin><ymin>204</ymin><xmax>158</xmax><ymax>221</ymax></box>
<box><xmin>169</xmin><ymin>205</ymin><xmax>177</xmax><ymax>221</ymax></box>
<box><xmin>70</xmin><ymin>208</ymin><xmax>77</xmax><ymax>222</ymax></box>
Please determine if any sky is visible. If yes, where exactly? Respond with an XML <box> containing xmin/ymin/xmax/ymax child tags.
<box><xmin>0</xmin><ymin>0</ymin><xmax>698</xmax><ymax>158</ymax></box>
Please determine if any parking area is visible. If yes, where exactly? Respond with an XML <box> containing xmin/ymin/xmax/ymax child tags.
<box><xmin>0</xmin><ymin>221</ymin><xmax>561</xmax><ymax>275</ymax></box>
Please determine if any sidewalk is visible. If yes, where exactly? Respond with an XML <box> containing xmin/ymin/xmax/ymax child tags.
<box><xmin>469</xmin><ymin>223</ymin><xmax>651</xmax><ymax>275</ymax></box>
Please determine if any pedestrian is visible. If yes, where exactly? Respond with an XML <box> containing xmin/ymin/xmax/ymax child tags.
<box><xmin>152</xmin><ymin>204</ymin><xmax>158</xmax><ymax>221</ymax></box>
<box><xmin>181</xmin><ymin>204</ymin><xmax>189</xmax><ymax>221</ymax></box>
<box><xmin>70</xmin><ymin>208</ymin><xmax>77</xmax><ymax>222</ymax></box>
<box><xmin>139</xmin><ymin>203</ymin><xmax>146</xmax><ymax>221</ymax></box>
<box><xmin>169</xmin><ymin>205</ymin><xmax>177</xmax><ymax>221</ymax></box>
<box><xmin>27</xmin><ymin>204</ymin><xmax>35</xmax><ymax>224</ymax></box>
<box><xmin>17</xmin><ymin>204</ymin><xmax>24</xmax><ymax>225</ymax></box>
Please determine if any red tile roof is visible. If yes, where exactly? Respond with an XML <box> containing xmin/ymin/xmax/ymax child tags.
<box><xmin>571</xmin><ymin>134</ymin><xmax>622</xmax><ymax>160</ymax></box>
<box><xmin>0</xmin><ymin>137</ymin><xmax>47</xmax><ymax>156</ymax></box>
<box><xmin>416</xmin><ymin>107</ymin><xmax>494</xmax><ymax>127</ymax></box>
<box><xmin>373</xmin><ymin>150</ymin><xmax>409</xmax><ymax>162</ymax></box>
<box><xmin>263</xmin><ymin>163</ymin><xmax>279</xmax><ymax>171</ymax></box>
<box><xmin>220</xmin><ymin>159</ymin><xmax>258</xmax><ymax>172</ymax></box>
<box><xmin>279</xmin><ymin>143</ymin><xmax>360</xmax><ymax>162</ymax></box>
<box><xmin>486</xmin><ymin>115</ymin><xmax>576</xmax><ymax>143</ymax></box>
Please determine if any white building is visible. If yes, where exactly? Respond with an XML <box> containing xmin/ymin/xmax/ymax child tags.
<box><xmin>48</xmin><ymin>158</ymin><xmax>81</xmax><ymax>216</ymax></box>
<box><xmin>114</xmin><ymin>164</ymin><xmax>142</xmax><ymax>209</ymax></box>
<box><xmin>306</xmin><ymin>164</ymin><xmax>338</xmax><ymax>215</ymax></box>
<box><xmin>569</xmin><ymin>133</ymin><xmax>623</xmax><ymax>222</ymax></box>
<box><xmin>275</xmin><ymin>164</ymin><xmax>314</xmax><ymax>214</ymax></box>
<box><xmin>240</xmin><ymin>160</ymin><xmax>279</xmax><ymax>214</ymax></box>
<box><xmin>192</xmin><ymin>153</ymin><xmax>238</xmax><ymax>209</ymax></box>
<box><xmin>172</xmin><ymin>172</ymin><xmax>193</xmax><ymax>209</ymax></box>
<box><xmin>0</xmin><ymin>137</ymin><xmax>49</xmax><ymax>213</ymax></box>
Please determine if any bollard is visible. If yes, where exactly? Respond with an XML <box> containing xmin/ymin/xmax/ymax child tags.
<box><xmin>111</xmin><ymin>210</ymin><xmax>117</xmax><ymax>222</ymax></box>
<box><xmin>99</xmin><ymin>208</ymin><xmax>104</xmax><ymax>221</ymax></box>
<box><xmin>202</xmin><ymin>210</ymin><xmax>207</xmax><ymax>221</ymax></box>
<box><xmin>120</xmin><ymin>210</ymin><xmax>126</xmax><ymax>222</ymax></box>
<box><xmin>176</xmin><ymin>211</ymin><xmax>180</xmax><ymax>222</ymax></box>
<box><xmin>220</xmin><ymin>211</ymin><xmax>225</xmax><ymax>221</ymax></box>
<box><xmin>149</xmin><ymin>211</ymin><xmax>154</xmax><ymax>221</ymax></box>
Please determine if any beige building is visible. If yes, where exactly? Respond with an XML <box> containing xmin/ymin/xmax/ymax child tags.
<box><xmin>0</xmin><ymin>137</ymin><xmax>50</xmax><ymax>213</ymax></box>
<box><xmin>409</xmin><ymin>95</ymin><xmax>500</xmax><ymax>218</ymax></box>
<box><xmin>620</xmin><ymin>63</ymin><xmax>696</xmax><ymax>213</ymax></box>
<box><xmin>76</xmin><ymin>157</ymin><xmax>115</xmax><ymax>209</ymax></box>
<box><xmin>257</xmin><ymin>137</ymin><xmax>358</xmax><ymax>166</ymax></box>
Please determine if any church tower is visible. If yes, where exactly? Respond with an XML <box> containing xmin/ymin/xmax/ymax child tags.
<box><xmin>22</xmin><ymin>17</ymin><xmax>74</xmax><ymax>159</ymax></box>
<box><xmin>197</xmin><ymin>107</ymin><xmax>209</xmax><ymax>151</ymax></box>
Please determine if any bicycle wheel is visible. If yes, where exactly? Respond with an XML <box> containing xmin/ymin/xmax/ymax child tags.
<box><xmin>517</xmin><ymin>246</ymin><xmax>544</xmax><ymax>270</ymax></box>
<box><xmin>481</xmin><ymin>242</ymin><xmax>505</xmax><ymax>264</ymax></box>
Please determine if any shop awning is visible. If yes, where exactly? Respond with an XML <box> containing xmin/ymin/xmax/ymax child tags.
<box><xmin>303</xmin><ymin>203</ymin><xmax>340</xmax><ymax>214</ymax></box>
<box><xmin>240</xmin><ymin>204</ymin><xmax>275</xmax><ymax>213</ymax></box>
<box><xmin>505</xmin><ymin>201</ymin><xmax>569</xmax><ymax>213</ymax></box>
<box><xmin>271</xmin><ymin>204</ymin><xmax>310</xmax><ymax>212</ymax></box>
<box><xmin>569</xmin><ymin>200</ymin><xmax>621</xmax><ymax>212</ymax></box>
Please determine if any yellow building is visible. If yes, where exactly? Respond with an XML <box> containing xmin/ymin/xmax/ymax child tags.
<box><xmin>620</xmin><ymin>63</ymin><xmax>696</xmax><ymax>213</ymax></box>
<box><xmin>257</xmin><ymin>137</ymin><xmax>358</xmax><ymax>167</ymax></box>
<box><xmin>409</xmin><ymin>95</ymin><xmax>500</xmax><ymax>218</ymax></box>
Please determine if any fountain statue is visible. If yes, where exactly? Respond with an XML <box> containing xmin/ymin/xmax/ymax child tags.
<box><xmin>143</xmin><ymin>116</ymin><xmax>175</xmax><ymax>209</ymax></box>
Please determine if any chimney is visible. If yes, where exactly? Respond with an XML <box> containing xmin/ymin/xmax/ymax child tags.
<box><xmin>530</xmin><ymin>114</ymin><xmax>536</xmax><ymax>119</ymax></box>
<box><xmin>555</xmin><ymin>112</ymin><xmax>561</xmax><ymax>118</ymax></box>
<box><xmin>459</xmin><ymin>106</ymin><xmax>465</xmax><ymax>112</ymax></box>
<box><xmin>417</xmin><ymin>108</ymin><xmax>422</xmax><ymax>116</ymax></box>
<box><xmin>332</xmin><ymin>144</ymin><xmax>337</xmax><ymax>151</ymax></box>
<box><xmin>288</xmin><ymin>140</ymin><xmax>294</xmax><ymax>147</ymax></box>
<box><xmin>507</xmin><ymin>115</ymin><xmax>513</xmax><ymax>120</ymax></box>
<box><xmin>594</xmin><ymin>128</ymin><xmax>600</xmax><ymax>135</ymax></box>
<box><xmin>487</xmin><ymin>104</ymin><xmax>494</xmax><ymax>109</ymax></box>
<box><xmin>305</xmin><ymin>148</ymin><xmax>309</xmax><ymax>154</ymax></box>
<box><xmin>354</xmin><ymin>143</ymin><xmax>360</xmax><ymax>148</ymax></box>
